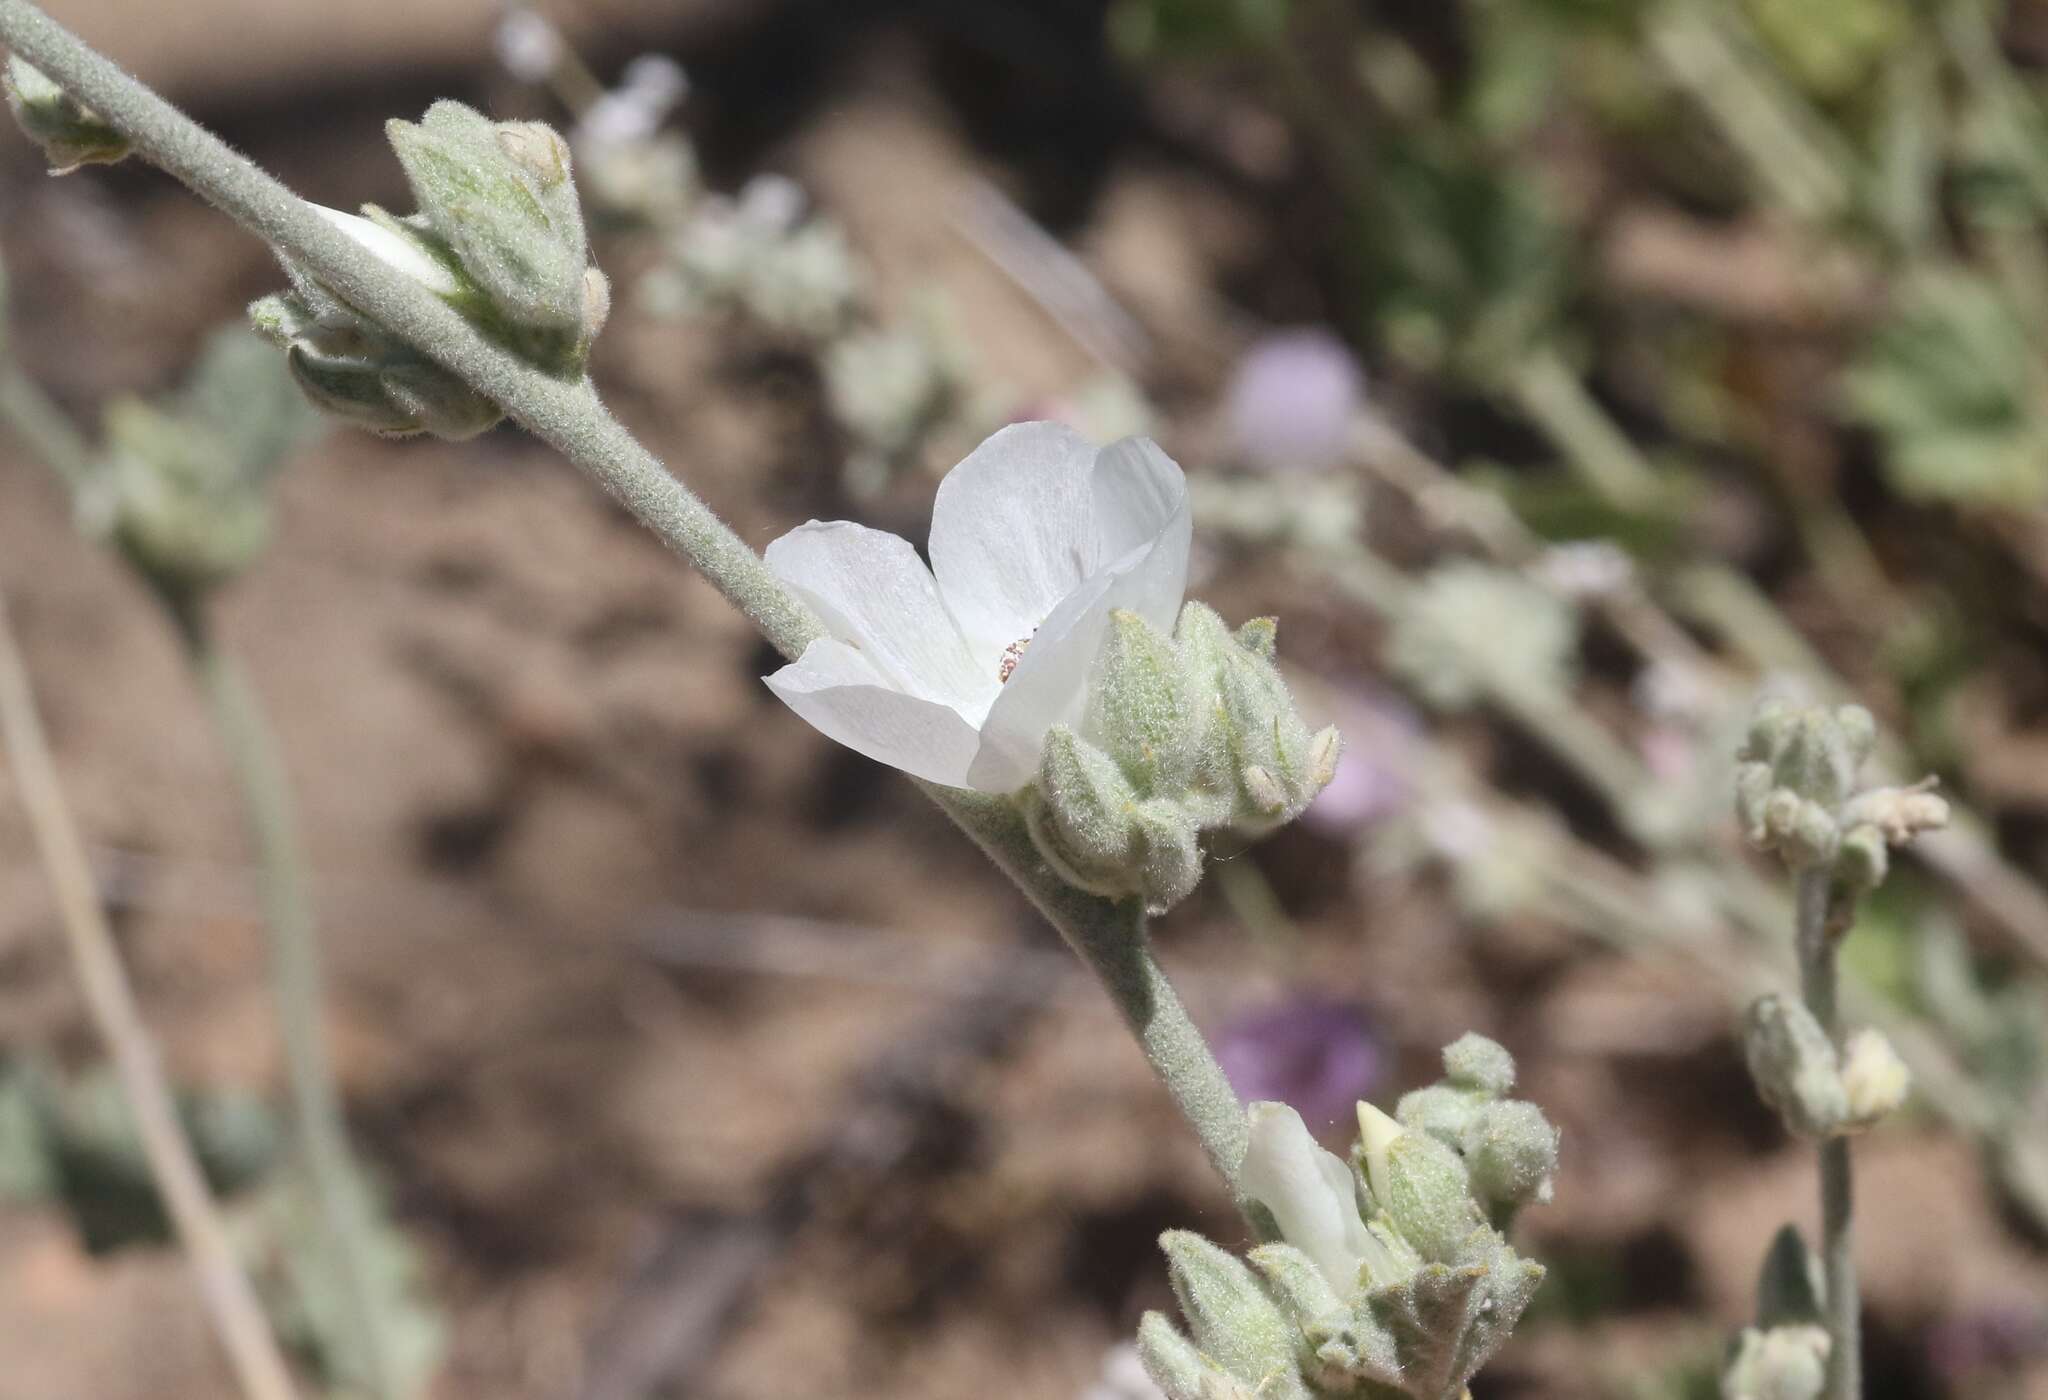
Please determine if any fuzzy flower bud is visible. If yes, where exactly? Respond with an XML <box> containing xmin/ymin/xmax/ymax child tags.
<box><xmin>1136</xmin><ymin>1312</ymin><xmax>1213</xmax><ymax>1400</ymax></box>
<box><xmin>1742</xmin><ymin>994</ymin><xmax>1851</xmax><ymax>1140</ymax></box>
<box><xmin>4</xmin><ymin>56</ymin><xmax>128</xmax><ymax>175</ymax></box>
<box><xmin>1356</xmin><ymin>1103</ymin><xmax>1484</xmax><ymax>1263</ymax></box>
<box><xmin>77</xmin><ymin>329</ymin><xmax>320</xmax><ymax>600</ymax></box>
<box><xmin>386</xmin><ymin>101</ymin><xmax>598</xmax><ymax>373</ymax></box>
<box><xmin>1159</xmin><ymin>1232</ymin><xmax>1304</xmax><ymax>1397</ymax></box>
<box><xmin>1148</xmin><ymin>1036</ymin><xmax>1554</xmax><ymax>1400</ymax></box>
<box><xmin>1090</xmin><ymin>609</ymin><xmax>1200</xmax><ymax>795</ymax></box>
<box><xmin>1441</xmin><ymin>1032</ymin><xmax>1517</xmax><ymax>1097</ymax></box>
<box><xmin>1460</xmin><ymin>1099</ymin><xmax>1560</xmax><ymax>1216</ymax></box>
<box><xmin>249</xmin><ymin>285</ymin><xmax>501</xmax><ymax>441</ymax></box>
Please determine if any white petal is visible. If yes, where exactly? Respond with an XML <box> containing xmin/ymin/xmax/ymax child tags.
<box><xmin>765</xmin><ymin>520</ymin><xmax>991</xmax><ymax>710</ymax></box>
<box><xmin>308</xmin><ymin>204</ymin><xmax>460</xmax><ymax>296</ymax></box>
<box><xmin>961</xmin><ymin>561</ymin><xmax>1122</xmax><ymax>792</ymax></box>
<box><xmin>1097</xmin><ymin>438</ymin><xmax>1196</xmax><ymax>622</ymax></box>
<box><xmin>960</xmin><ymin>448</ymin><xmax>1191</xmax><ymax>793</ymax></box>
<box><xmin>1239</xmin><ymin>1102</ymin><xmax>1371</xmax><ymax>1296</ymax></box>
<box><xmin>1090</xmin><ymin>436</ymin><xmax>1192</xmax><ymax>633</ymax></box>
<box><xmin>929</xmin><ymin>421</ymin><xmax>1101</xmax><ymax>657</ymax></box>
<box><xmin>764</xmin><ymin>640</ymin><xmax>982</xmax><ymax>787</ymax></box>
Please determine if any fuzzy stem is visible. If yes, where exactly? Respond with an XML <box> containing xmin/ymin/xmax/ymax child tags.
<box><xmin>0</xmin><ymin>591</ymin><xmax>300</xmax><ymax>1400</ymax></box>
<box><xmin>1504</xmin><ymin>348</ymin><xmax>1663</xmax><ymax>513</ymax></box>
<box><xmin>0</xmin><ymin>362</ymin><xmax>95</xmax><ymax>486</ymax></box>
<box><xmin>173</xmin><ymin>607</ymin><xmax>397</xmax><ymax>1400</ymax></box>
<box><xmin>0</xmin><ymin>0</ymin><xmax>1252</xmax><ymax>1205</ymax></box>
<box><xmin>933</xmin><ymin>787</ymin><xmax>1250</xmax><ymax>1192</ymax></box>
<box><xmin>1795</xmin><ymin>868</ymin><xmax>1859</xmax><ymax>1400</ymax></box>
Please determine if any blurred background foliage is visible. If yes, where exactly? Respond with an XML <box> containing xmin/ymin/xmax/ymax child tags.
<box><xmin>11</xmin><ymin>0</ymin><xmax>2048</xmax><ymax>1397</ymax></box>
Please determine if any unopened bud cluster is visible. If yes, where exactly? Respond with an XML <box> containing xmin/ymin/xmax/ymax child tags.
<box><xmin>1731</xmin><ymin>701</ymin><xmax>1938</xmax><ymax>1138</ymax></box>
<box><xmin>251</xmin><ymin>101</ymin><xmax>609</xmax><ymax>439</ymax></box>
<box><xmin>1734</xmin><ymin>700</ymin><xmax>1947</xmax><ymax>884</ymax></box>
<box><xmin>3</xmin><ymin>57</ymin><xmax>129</xmax><ymax>175</ymax></box>
<box><xmin>1139</xmin><ymin>1035</ymin><xmax>1554</xmax><ymax>1400</ymax></box>
<box><xmin>1722</xmin><ymin>1227</ymin><xmax>1830</xmax><ymax>1400</ymax></box>
<box><xmin>73</xmin><ymin>330</ymin><xmax>320</xmax><ymax>602</ymax></box>
<box><xmin>1022</xmin><ymin>603</ymin><xmax>1340</xmax><ymax>913</ymax></box>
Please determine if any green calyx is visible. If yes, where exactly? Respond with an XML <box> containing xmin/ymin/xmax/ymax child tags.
<box><xmin>76</xmin><ymin>329</ymin><xmax>321</xmax><ymax>602</ymax></box>
<box><xmin>3</xmin><ymin>56</ymin><xmax>129</xmax><ymax>175</ymax></box>
<box><xmin>386</xmin><ymin>102</ymin><xmax>596</xmax><ymax>366</ymax></box>
<box><xmin>1020</xmin><ymin>602</ymin><xmax>1340</xmax><ymax>913</ymax></box>
<box><xmin>251</xmin><ymin>102</ymin><xmax>609</xmax><ymax>436</ymax></box>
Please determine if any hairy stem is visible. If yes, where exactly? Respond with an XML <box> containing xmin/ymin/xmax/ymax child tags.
<box><xmin>0</xmin><ymin>362</ymin><xmax>94</xmax><ymax>486</ymax></box>
<box><xmin>0</xmin><ymin>591</ymin><xmax>300</xmax><ymax>1400</ymax></box>
<box><xmin>174</xmin><ymin>606</ymin><xmax>396</xmax><ymax>1400</ymax></box>
<box><xmin>934</xmin><ymin>787</ymin><xmax>1250</xmax><ymax>1190</ymax></box>
<box><xmin>1795</xmin><ymin>868</ymin><xmax>1859</xmax><ymax>1400</ymax></box>
<box><xmin>1504</xmin><ymin>347</ymin><xmax>1663</xmax><ymax>513</ymax></box>
<box><xmin>0</xmin><ymin>0</ymin><xmax>1252</xmax><ymax>1206</ymax></box>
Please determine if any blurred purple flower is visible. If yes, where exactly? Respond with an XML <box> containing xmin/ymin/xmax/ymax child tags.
<box><xmin>1216</xmin><ymin>995</ymin><xmax>1382</xmax><ymax>1129</ymax></box>
<box><xmin>1927</xmin><ymin>1306</ymin><xmax>2048</xmax><ymax>1383</ymax></box>
<box><xmin>1304</xmin><ymin>688</ymin><xmax>1419</xmax><ymax>838</ymax></box>
<box><xmin>1225</xmin><ymin>328</ymin><xmax>1365</xmax><ymax>474</ymax></box>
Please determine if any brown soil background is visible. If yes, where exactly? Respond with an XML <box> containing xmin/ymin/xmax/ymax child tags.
<box><xmin>1</xmin><ymin>3</ymin><xmax>2045</xmax><ymax>1398</ymax></box>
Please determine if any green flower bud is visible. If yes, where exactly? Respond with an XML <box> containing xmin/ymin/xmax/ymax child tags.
<box><xmin>251</xmin><ymin>290</ymin><xmax>504</xmax><ymax>441</ymax></box>
<box><xmin>1235</xmin><ymin>615</ymin><xmax>1278</xmax><ymax>660</ymax></box>
<box><xmin>1441</xmin><ymin>1032</ymin><xmax>1517</xmax><ymax>1096</ymax></box>
<box><xmin>1248</xmin><ymin>1243</ymin><xmax>1402</xmax><ymax>1392</ymax></box>
<box><xmin>4</xmin><ymin>56</ymin><xmax>128</xmax><ymax>175</ymax></box>
<box><xmin>1026</xmin><ymin>726</ymin><xmax>1141</xmax><ymax>886</ymax></box>
<box><xmin>1087</xmin><ymin>609</ymin><xmax>1198</xmax><ymax>795</ymax></box>
<box><xmin>1357</xmin><ymin>1103</ymin><xmax>1483</xmax><ymax>1264</ymax></box>
<box><xmin>88</xmin><ymin>401</ymin><xmax>271</xmax><ymax>595</ymax></box>
<box><xmin>1737</xmin><ymin>701</ymin><xmax>1873</xmax><ymax>813</ymax></box>
<box><xmin>1245</xmin><ymin>1242</ymin><xmax>1345</xmax><ymax>1325</ymax></box>
<box><xmin>387</xmin><ymin>102</ymin><xmax>592</xmax><ymax>362</ymax></box>
<box><xmin>1394</xmin><ymin>1083</ymin><xmax>1486</xmax><ymax>1151</ymax></box>
<box><xmin>1135</xmin><ymin>798</ymin><xmax>1204</xmax><ymax>914</ymax></box>
<box><xmin>77</xmin><ymin>328</ymin><xmax>320</xmax><ymax>600</ymax></box>
<box><xmin>1159</xmin><ymin>1232</ymin><xmax>1309</xmax><ymax>1399</ymax></box>
<box><xmin>1460</xmin><ymin>1099</ymin><xmax>1560</xmax><ymax>1217</ymax></box>
<box><xmin>1742</xmin><ymin>995</ymin><xmax>1849</xmax><ymax>1139</ymax></box>
<box><xmin>1175</xmin><ymin>601</ymin><xmax>1337</xmax><ymax>833</ymax></box>
<box><xmin>1136</xmin><ymin>1312</ymin><xmax>1212</xmax><ymax>1400</ymax></box>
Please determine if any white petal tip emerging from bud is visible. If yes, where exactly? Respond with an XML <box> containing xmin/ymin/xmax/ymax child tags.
<box><xmin>1356</xmin><ymin>1100</ymin><xmax>1402</xmax><ymax>1209</ymax></box>
<box><xmin>1841</xmin><ymin>1029</ymin><xmax>1911</xmax><ymax>1124</ymax></box>
<box><xmin>308</xmin><ymin>204</ymin><xmax>460</xmax><ymax>297</ymax></box>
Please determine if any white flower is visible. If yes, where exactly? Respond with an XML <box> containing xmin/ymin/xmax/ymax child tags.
<box><xmin>307</xmin><ymin>204</ymin><xmax>459</xmax><ymax>297</ymax></box>
<box><xmin>763</xmin><ymin>422</ymin><xmax>1191</xmax><ymax>793</ymax></box>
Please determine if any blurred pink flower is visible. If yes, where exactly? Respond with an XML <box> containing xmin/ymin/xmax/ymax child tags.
<box><xmin>1225</xmin><ymin>328</ymin><xmax>1365</xmax><ymax>473</ymax></box>
<box><xmin>1216</xmin><ymin>995</ymin><xmax>1382</xmax><ymax>1130</ymax></box>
